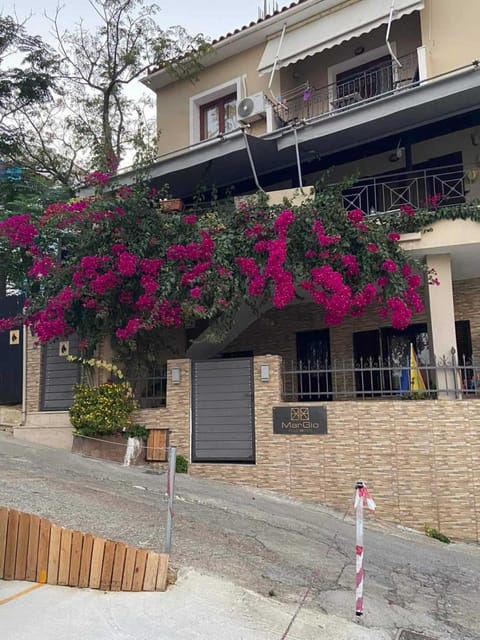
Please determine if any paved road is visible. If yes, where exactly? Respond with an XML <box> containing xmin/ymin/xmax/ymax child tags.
<box><xmin>0</xmin><ymin>432</ymin><xmax>479</xmax><ymax>640</ymax></box>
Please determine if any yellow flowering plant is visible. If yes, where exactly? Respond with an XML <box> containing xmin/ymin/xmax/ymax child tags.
<box><xmin>68</xmin><ymin>356</ymin><xmax>138</xmax><ymax>437</ymax></box>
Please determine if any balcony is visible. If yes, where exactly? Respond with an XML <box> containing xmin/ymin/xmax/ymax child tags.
<box><xmin>275</xmin><ymin>52</ymin><xmax>419</xmax><ymax>124</ymax></box>
<box><xmin>340</xmin><ymin>163</ymin><xmax>472</xmax><ymax>215</ymax></box>
<box><xmin>282</xmin><ymin>354</ymin><xmax>480</xmax><ymax>402</ymax></box>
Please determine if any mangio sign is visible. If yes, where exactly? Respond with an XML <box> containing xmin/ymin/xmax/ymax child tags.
<box><xmin>273</xmin><ymin>406</ymin><xmax>327</xmax><ymax>435</ymax></box>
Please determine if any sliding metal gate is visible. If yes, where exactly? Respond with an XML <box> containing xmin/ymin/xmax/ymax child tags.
<box><xmin>192</xmin><ymin>358</ymin><xmax>255</xmax><ymax>463</ymax></box>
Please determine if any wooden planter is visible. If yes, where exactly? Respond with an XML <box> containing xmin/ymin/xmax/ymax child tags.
<box><xmin>71</xmin><ymin>433</ymin><xmax>146</xmax><ymax>465</ymax></box>
<box><xmin>159</xmin><ymin>198</ymin><xmax>184</xmax><ymax>212</ymax></box>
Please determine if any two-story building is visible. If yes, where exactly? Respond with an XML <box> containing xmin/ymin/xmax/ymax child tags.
<box><xmin>19</xmin><ymin>0</ymin><xmax>480</xmax><ymax>541</ymax></box>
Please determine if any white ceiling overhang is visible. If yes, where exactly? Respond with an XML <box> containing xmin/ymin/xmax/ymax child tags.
<box><xmin>257</xmin><ymin>0</ymin><xmax>424</xmax><ymax>75</ymax></box>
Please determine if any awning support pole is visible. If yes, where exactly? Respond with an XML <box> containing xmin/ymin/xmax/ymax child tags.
<box><xmin>242</xmin><ymin>128</ymin><xmax>265</xmax><ymax>193</ymax></box>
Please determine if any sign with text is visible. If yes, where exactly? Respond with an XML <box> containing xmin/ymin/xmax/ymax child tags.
<box><xmin>273</xmin><ymin>406</ymin><xmax>327</xmax><ymax>435</ymax></box>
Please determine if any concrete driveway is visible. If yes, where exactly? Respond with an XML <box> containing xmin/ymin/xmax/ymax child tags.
<box><xmin>0</xmin><ymin>433</ymin><xmax>479</xmax><ymax>640</ymax></box>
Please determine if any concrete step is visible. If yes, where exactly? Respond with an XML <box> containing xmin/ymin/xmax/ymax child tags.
<box><xmin>0</xmin><ymin>405</ymin><xmax>21</xmax><ymax>427</ymax></box>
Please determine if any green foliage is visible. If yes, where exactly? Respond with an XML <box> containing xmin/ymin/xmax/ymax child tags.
<box><xmin>424</xmin><ymin>525</ymin><xmax>451</xmax><ymax>544</ymax></box>
<box><xmin>0</xmin><ymin>15</ymin><xmax>59</xmax><ymax>155</ymax></box>
<box><xmin>124</xmin><ymin>423</ymin><xmax>149</xmax><ymax>441</ymax></box>
<box><xmin>386</xmin><ymin>200</ymin><xmax>480</xmax><ymax>234</ymax></box>
<box><xmin>401</xmin><ymin>392</ymin><xmax>429</xmax><ymax>400</ymax></box>
<box><xmin>175</xmin><ymin>454</ymin><xmax>188</xmax><ymax>474</ymax></box>
<box><xmin>69</xmin><ymin>382</ymin><xmax>138</xmax><ymax>436</ymax></box>
<box><xmin>0</xmin><ymin>173</ymin><xmax>72</xmax><ymax>295</ymax></box>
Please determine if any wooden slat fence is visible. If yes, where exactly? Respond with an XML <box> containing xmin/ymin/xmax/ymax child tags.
<box><xmin>0</xmin><ymin>507</ymin><xmax>168</xmax><ymax>592</ymax></box>
<box><xmin>146</xmin><ymin>429</ymin><xmax>168</xmax><ymax>462</ymax></box>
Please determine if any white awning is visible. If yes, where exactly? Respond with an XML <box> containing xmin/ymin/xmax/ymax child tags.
<box><xmin>257</xmin><ymin>0</ymin><xmax>424</xmax><ymax>75</ymax></box>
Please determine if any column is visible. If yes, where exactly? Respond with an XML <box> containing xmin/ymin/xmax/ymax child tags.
<box><xmin>425</xmin><ymin>254</ymin><xmax>459</xmax><ymax>398</ymax></box>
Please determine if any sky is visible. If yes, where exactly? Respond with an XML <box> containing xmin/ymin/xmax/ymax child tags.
<box><xmin>1</xmin><ymin>0</ymin><xmax>273</xmax><ymax>41</ymax></box>
<box><xmin>0</xmin><ymin>0</ymin><xmax>279</xmax><ymax>164</ymax></box>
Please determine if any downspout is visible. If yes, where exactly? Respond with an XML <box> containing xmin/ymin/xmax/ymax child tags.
<box><xmin>21</xmin><ymin>324</ymin><xmax>27</xmax><ymax>425</ymax></box>
<box><xmin>386</xmin><ymin>0</ymin><xmax>402</xmax><ymax>67</ymax></box>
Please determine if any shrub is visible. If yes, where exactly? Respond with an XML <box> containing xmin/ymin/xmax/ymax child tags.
<box><xmin>70</xmin><ymin>381</ymin><xmax>137</xmax><ymax>436</ymax></box>
<box><xmin>175</xmin><ymin>454</ymin><xmax>188</xmax><ymax>474</ymax></box>
<box><xmin>123</xmin><ymin>423</ymin><xmax>149</xmax><ymax>441</ymax></box>
<box><xmin>424</xmin><ymin>525</ymin><xmax>451</xmax><ymax>544</ymax></box>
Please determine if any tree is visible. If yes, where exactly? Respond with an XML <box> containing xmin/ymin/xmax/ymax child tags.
<box><xmin>0</xmin><ymin>169</ymin><xmax>72</xmax><ymax>296</ymax></box>
<box><xmin>0</xmin><ymin>173</ymin><xmax>427</xmax><ymax>364</ymax></box>
<box><xmin>0</xmin><ymin>15</ymin><xmax>59</xmax><ymax>158</ymax></box>
<box><xmin>4</xmin><ymin>0</ymin><xmax>211</xmax><ymax>184</ymax></box>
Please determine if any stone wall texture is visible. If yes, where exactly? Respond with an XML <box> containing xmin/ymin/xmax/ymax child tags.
<box><xmin>166</xmin><ymin>355</ymin><xmax>480</xmax><ymax>543</ymax></box>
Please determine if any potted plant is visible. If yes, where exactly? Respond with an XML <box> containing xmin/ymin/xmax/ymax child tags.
<box><xmin>68</xmin><ymin>356</ymin><xmax>146</xmax><ymax>465</ymax></box>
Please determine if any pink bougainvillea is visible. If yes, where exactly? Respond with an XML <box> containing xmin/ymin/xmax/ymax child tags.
<box><xmin>0</xmin><ymin>183</ymin><xmax>428</xmax><ymax>345</ymax></box>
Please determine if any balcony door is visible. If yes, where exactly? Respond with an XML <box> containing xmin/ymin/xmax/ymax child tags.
<box><xmin>335</xmin><ymin>55</ymin><xmax>393</xmax><ymax>105</ymax></box>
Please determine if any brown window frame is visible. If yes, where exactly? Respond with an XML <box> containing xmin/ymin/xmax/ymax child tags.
<box><xmin>200</xmin><ymin>92</ymin><xmax>237</xmax><ymax>141</ymax></box>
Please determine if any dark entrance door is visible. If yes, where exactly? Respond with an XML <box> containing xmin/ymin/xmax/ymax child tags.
<box><xmin>296</xmin><ymin>330</ymin><xmax>332</xmax><ymax>401</ymax></box>
<box><xmin>41</xmin><ymin>336</ymin><xmax>81</xmax><ymax>411</ymax></box>
<box><xmin>192</xmin><ymin>358</ymin><xmax>255</xmax><ymax>463</ymax></box>
<box><xmin>0</xmin><ymin>295</ymin><xmax>24</xmax><ymax>404</ymax></box>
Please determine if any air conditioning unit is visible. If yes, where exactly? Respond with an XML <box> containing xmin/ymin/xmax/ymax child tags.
<box><xmin>236</xmin><ymin>92</ymin><xmax>266</xmax><ymax>123</ymax></box>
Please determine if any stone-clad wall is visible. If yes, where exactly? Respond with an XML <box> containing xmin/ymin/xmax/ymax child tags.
<box><xmin>25</xmin><ymin>332</ymin><xmax>42</xmax><ymax>413</ymax></box>
<box><xmin>135</xmin><ymin>359</ymin><xmax>191</xmax><ymax>456</ymax></box>
<box><xmin>167</xmin><ymin>355</ymin><xmax>480</xmax><ymax>542</ymax></box>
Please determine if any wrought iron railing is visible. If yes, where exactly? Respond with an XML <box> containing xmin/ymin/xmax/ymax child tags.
<box><xmin>282</xmin><ymin>353</ymin><xmax>480</xmax><ymax>401</ymax></box>
<box><xmin>130</xmin><ymin>365</ymin><xmax>167</xmax><ymax>408</ymax></box>
<box><xmin>341</xmin><ymin>163</ymin><xmax>470</xmax><ymax>215</ymax></box>
<box><xmin>275</xmin><ymin>52</ymin><xmax>419</xmax><ymax>123</ymax></box>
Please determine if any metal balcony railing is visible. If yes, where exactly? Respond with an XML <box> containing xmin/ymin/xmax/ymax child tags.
<box><xmin>341</xmin><ymin>163</ymin><xmax>471</xmax><ymax>215</ymax></box>
<box><xmin>275</xmin><ymin>52</ymin><xmax>419</xmax><ymax>123</ymax></box>
<box><xmin>130</xmin><ymin>365</ymin><xmax>167</xmax><ymax>408</ymax></box>
<box><xmin>282</xmin><ymin>353</ymin><xmax>480</xmax><ymax>402</ymax></box>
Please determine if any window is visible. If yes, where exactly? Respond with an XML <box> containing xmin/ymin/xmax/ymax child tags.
<box><xmin>189</xmin><ymin>78</ymin><xmax>242</xmax><ymax>145</ymax></box>
<box><xmin>200</xmin><ymin>93</ymin><xmax>237</xmax><ymax>140</ymax></box>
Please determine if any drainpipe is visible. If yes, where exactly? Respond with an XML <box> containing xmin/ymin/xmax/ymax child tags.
<box><xmin>21</xmin><ymin>324</ymin><xmax>27</xmax><ymax>425</ymax></box>
<box><xmin>386</xmin><ymin>0</ymin><xmax>402</xmax><ymax>67</ymax></box>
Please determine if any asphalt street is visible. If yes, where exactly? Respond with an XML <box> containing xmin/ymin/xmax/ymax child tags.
<box><xmin>0</xmin><ymin>432</ymin><xmax>479</xmax><ymax>640</ymax></box>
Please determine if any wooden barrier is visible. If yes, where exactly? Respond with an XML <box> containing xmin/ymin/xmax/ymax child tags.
<box><xmin>146</xmin><ymin>429</ymin><xmax>168</xmax><ymax>462</ymax></box>
<box><xmin>0</xmin><ymin>507</ymin><xmax>168</xmax><ymax>592</ymax></box>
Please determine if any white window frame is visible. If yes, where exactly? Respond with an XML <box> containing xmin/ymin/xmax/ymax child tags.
<box><xmin>327</xmin><ymin>43</ymin><xmax>398</xmax><ymax>110</ymax></box>
<box><xmin>189</xmin><ymin>77</ymin><xmax>242</xmax><ymax>145</ymax></box>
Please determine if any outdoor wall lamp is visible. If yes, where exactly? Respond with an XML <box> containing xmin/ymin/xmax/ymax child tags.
<box><xmin>171</xmin><ymin>367</ymin><xmax>181</xmax><ymax>384</ymax></box>
<box><xmin>260</xmin><ymin>363</ymin><xmax>270</xmax><ymax>381</ymax></box>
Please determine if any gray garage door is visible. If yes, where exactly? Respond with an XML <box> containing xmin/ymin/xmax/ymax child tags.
<box><xmin>192</xmin><ymin>358</ymin><xmax>255</xmax><ymax>463</ymax></box>
<box><xmin>41</xmin><ymin>337</ymin><xmax>81</xmax><ymax>411</ymax></box>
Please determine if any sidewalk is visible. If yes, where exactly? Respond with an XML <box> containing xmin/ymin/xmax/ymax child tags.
<box><xmin>1</xmin><ymin>570</ymin><xmax>389</xmax><ymax>640</ymax></box>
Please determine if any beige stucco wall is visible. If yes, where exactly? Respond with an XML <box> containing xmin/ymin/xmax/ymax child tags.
<box><xmin>420</xmin><ymin>0</ymin><xmax>480</xmax><ymax>78</ymax></box>
<box><xmin>155</xmin><ymin>43</ymin><xmax>276</xmax><ymax>155</ymax></box>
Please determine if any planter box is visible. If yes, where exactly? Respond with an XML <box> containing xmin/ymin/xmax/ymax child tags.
<box><xmin>71</xmin><ymin>433</ymin><xmax>146</xmax><ymax>465</ymax></box>
<box><xmin>159</xmin><ymin>198</ymin><xmax>184</xmax><ymax>212</ymax></box>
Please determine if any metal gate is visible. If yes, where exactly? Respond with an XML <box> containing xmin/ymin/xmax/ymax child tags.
<box><xmin>41</xmin><ymin>336</ymin><xmax>81</xmax><ymax>411</ymax></box>
<box><xmin>192</xmin><ymin>358</ymin><xmax>255</xmax><ymax>463</ymax></box>
<box><xmin>0</xmin><ymin>295</ymin><xmax>24</xmax><ymax>404</ymax></box>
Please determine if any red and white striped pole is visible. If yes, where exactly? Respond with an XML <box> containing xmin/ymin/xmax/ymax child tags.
<box><xmin>354</xmin><ymin>480</ymin><xmax>376</xmax><ymax>618</ymax></box>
